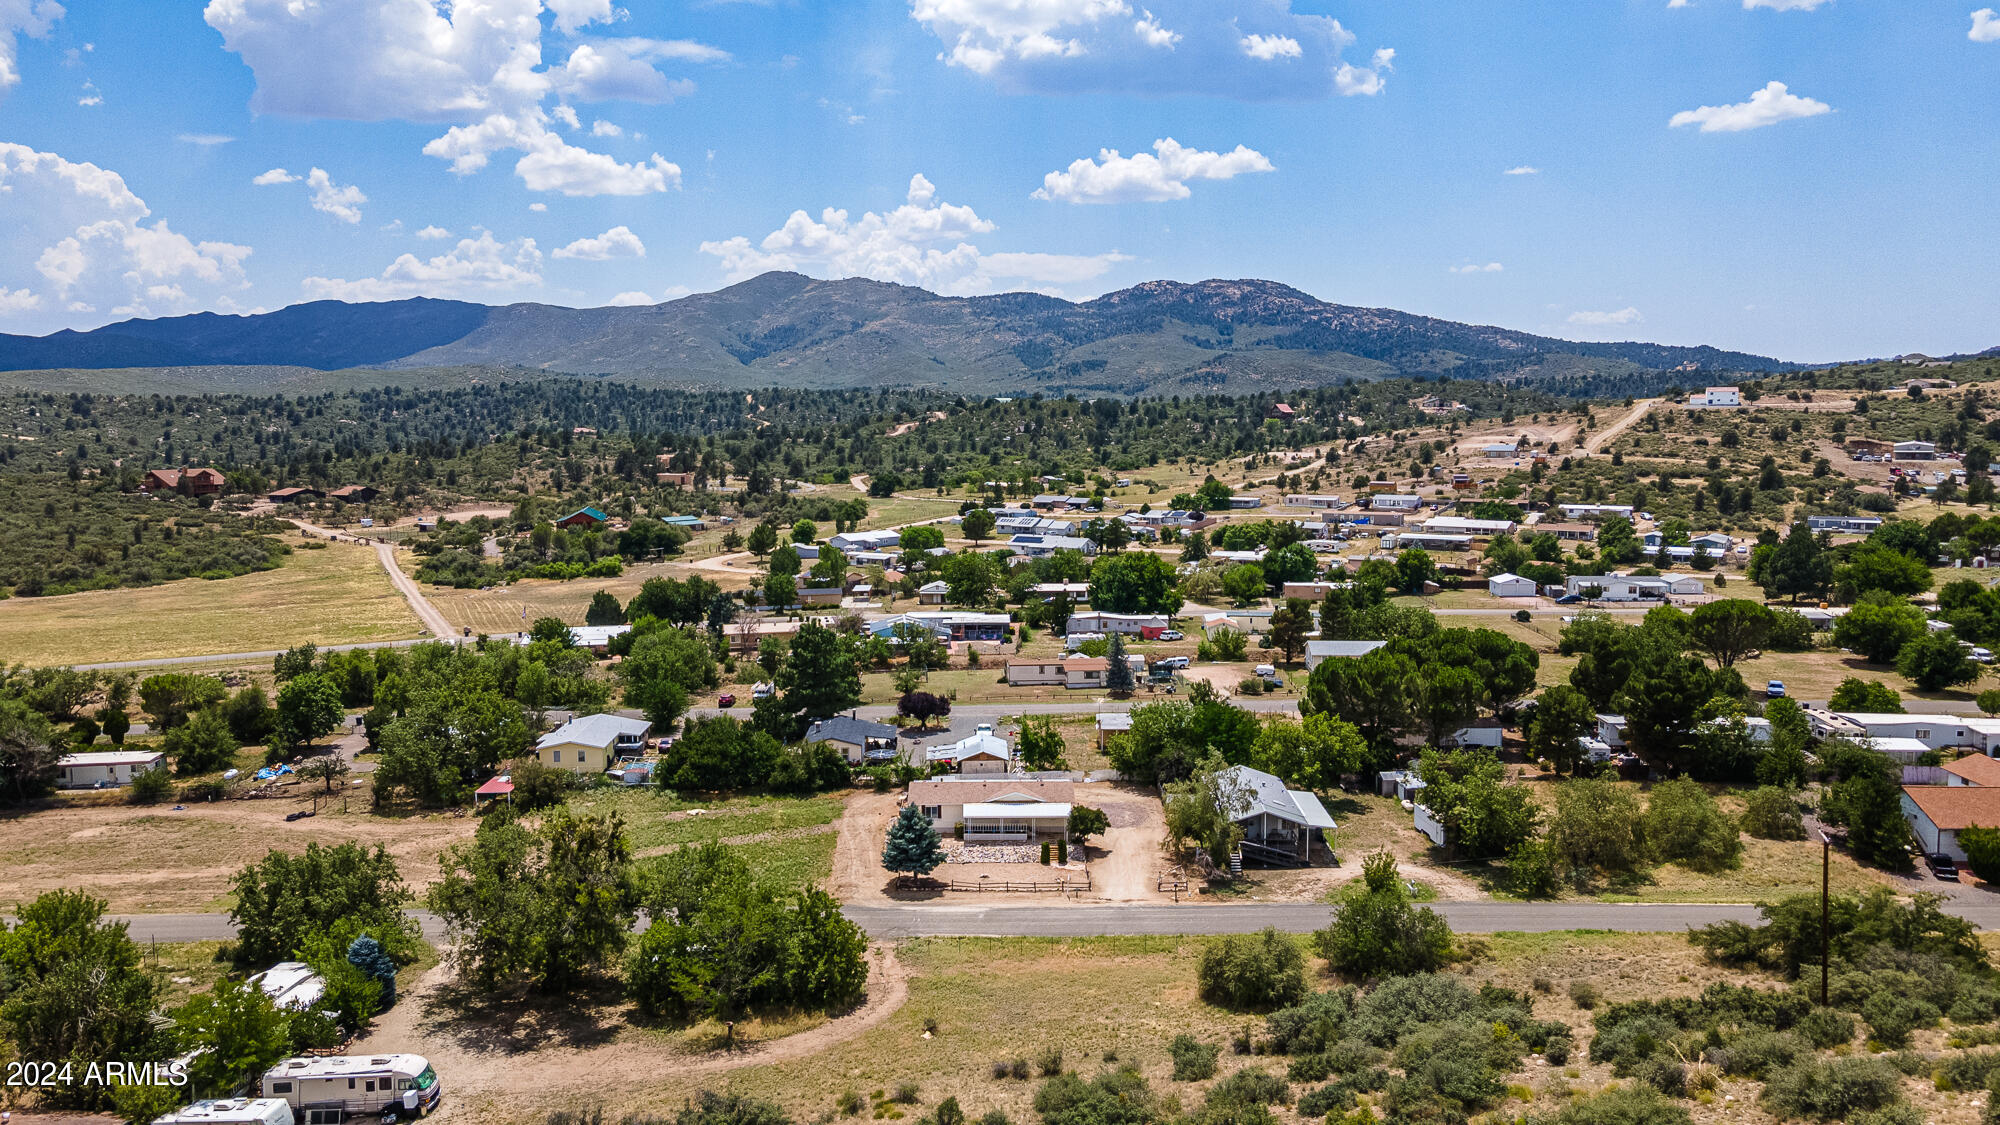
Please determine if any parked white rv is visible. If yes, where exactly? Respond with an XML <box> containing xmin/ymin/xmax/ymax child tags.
<box><xmin>261</xmin><ymin>1055</ymin><xmax>439</xmax><ymax>1123</ymax></box>
<box><xmin>152</xmin><ymin>1099</ymin><xmax>296</xmax><ymax>1125</ymax></box>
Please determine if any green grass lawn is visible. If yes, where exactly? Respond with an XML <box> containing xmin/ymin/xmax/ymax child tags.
<box><xmin>564</xmin><ymin>789</ymin><xmax>845</xmax><ymax>890</ymax></box>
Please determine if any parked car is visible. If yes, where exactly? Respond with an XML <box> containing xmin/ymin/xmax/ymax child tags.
<box><xmin>1929</xmin><ymin>852</ymin><xmax>1960</xmax><ymax>881</ymax></box>
<box><xmin>751</xmin><ymin>682</ymin><xmax>774</xmax><ymax>698</ymax></box>
<box><xmin>1160</xmin><ymin>629</ymin><xmax>1184</xmax><ymax>641</ymax></box>
<box><xmin>1155</xmin><ymin>656</ymin><xmax>1191</xmax><ymax>670</ymax></box>
<box><xmin>1766</xmin><ymin>680</ymin><xmax>1786</xmax><ymax>699</ymax></box>
<box><xmin>717</xmin><ymin>693</ymin><xmax>736</xmax><ymax>708</ymax></box>
<box><xmin>1974</xmin><ymin>647</ymin><xmax>1995</xmax><ymax>665</ymax></box>
<box><xmin>1553</xmin><ymin>593</ymin><xmax>1582</xmax><ymax>605</ymax></box>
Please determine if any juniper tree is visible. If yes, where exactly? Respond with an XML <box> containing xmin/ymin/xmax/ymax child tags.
<box><xmin>882</xmin><ymin>804</ymin><xmax>947</xmax><ymax>881</ymax></box>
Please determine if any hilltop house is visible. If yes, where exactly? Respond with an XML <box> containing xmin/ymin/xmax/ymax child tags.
<box><xmin>142</xmin><ymin>467</ymin><xmax>226</xmax><ymax>497</ymax></box>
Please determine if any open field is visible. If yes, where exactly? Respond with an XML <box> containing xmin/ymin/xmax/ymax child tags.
<box><xmin>0</xmin><ymin>786</ymin><xmax>476</xmax><ymax>913</ymax></box>
<box><xmin>367</xmin><ymin>926</ymin><xmax>2000</xmax><ymax>1125</ymax></box>
<box><xmin>0</xmin><ymin>536</ymin><xmax>421</xmax><ymax>666</ymax></box>
<box><xmin>0</xmin><ymin>784</ymin><xmax>849</xmax><ymax>915</ymax></box>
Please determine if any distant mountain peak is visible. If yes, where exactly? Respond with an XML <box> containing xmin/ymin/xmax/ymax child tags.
<box><xmin>0</xmin><ymin>274</ymin><xmax>1798</xmax><ymax>396</ymax></box>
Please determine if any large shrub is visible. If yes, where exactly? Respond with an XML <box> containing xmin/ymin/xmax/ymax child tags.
<box><xmin>1198</xmin><ymin>928</ymin><xmax>1309</xmax><ymax>1012</ymax></box>
<box><xmin>1760</xmin><ymin>1056</ymin><xmax>1903</xmax><ymax>1121</ymax></box>
<box><xmin>1642</xmin><ymin>778</ymin><xmax>1741</xmax><ymax>872</ymax></box>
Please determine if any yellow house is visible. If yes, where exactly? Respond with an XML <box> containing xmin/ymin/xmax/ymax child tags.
<box><xmin>533</xmin><ymin>714</ymin><xmax>654</xmax><ymax>773</ymax></box>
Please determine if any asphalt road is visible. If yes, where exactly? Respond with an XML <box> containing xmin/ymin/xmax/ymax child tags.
<box><xmin>104</xmin><ymin>900</ymin><xmax>2000</xmax><ymax>945</ymax></box>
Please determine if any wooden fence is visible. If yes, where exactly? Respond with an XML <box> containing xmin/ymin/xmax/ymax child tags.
<box><xmin>914</xmin><ymin>874</ymin><xmax>1092</xmax><ymax>894</ymax></box>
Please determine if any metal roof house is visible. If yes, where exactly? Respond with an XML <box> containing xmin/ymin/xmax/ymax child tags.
<box><xmin>806</xmin><ymin>715</ymin><xmax>900</xmax><ymax>764</ymax></box>
<box><xmin>1219</xmin><ymin>764</ymin><xmax>1336</xmax><ymax>865</ymax></box>
<box><xmin>533</xmin><ymin>714</ymin><xmax>652</xmax><ymax>772</ymax></box>
<box><xmin>1303</xmin><ymin>639</ymin><xmax>1388</xmax><ymax>670</ymax></box>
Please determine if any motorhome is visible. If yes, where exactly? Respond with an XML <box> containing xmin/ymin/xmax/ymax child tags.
<box><xmin>152</xmin><ymin>1100</ymin><xmax>296</xmax><ymax>1125</ymax></box>
<box><xmin>261</xmin><ymin>1055</ymin><xmax>440</xmax><ymax>1122</ymax></box>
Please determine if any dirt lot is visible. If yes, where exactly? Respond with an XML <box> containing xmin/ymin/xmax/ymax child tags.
<box><xmin>0</xmin><ymin>786</ymin><xmax>476</xmax><ymax>912</ymax></box>
<box><xmin>831</xmin><ymin>784</ymin><xmax>1178</xmax><ymax>905</ymax></box>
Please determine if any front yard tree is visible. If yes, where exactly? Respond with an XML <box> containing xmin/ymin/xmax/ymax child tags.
<box><xmin>897</xmin><ymin>690</ymin><xmax>951</xmax><ymax>729</ymax></box>
<box><xmin>1105</xmin><ymin>632</ymin><xmax>1136</xmax><ymax>694</ymax></box>
<box><xmin>1412</xmin><ymin>747</ymin><xmax>1536</xmax><ymax>860</ymax></box>
<box><xmin>1267</xmin><ymin>598</ymin><xmax>1312</xmax><ymax>665</ymax></box>
<box><xmin>779</xmin><ymin>622</ymin><xmax>863</xmax><ymax>725</ymax></box>
<box><xmin>274</xmin><ymin>672</ymin><xmax>343</xmax><ymax>753</ymax></box>
<box><xmin>960</xmin><ymin>507</ymin><xmax>996</xmax><ymax>542</ymax></box>
<box><xmin>1596</xmin><ymin>517</ymin><xmax>1643</xmax><ymax>566</ymax></box>
<box><xmin>746</xmin><ymin>519</ymin><xmax>778</xmax><ymax>559</ymax></box>
<box><xmin>172</xmin><ymin>979</ymin><xmax>295</xmax><ymax>1099</ymax></box>
<box><xmin>1688</xmin><ymin>599</ymin><xmax>1775</xmax><ymax>668</ymax></box>
<box><xmin>1525</xmin><ymin>684</ymin><xmax>1597</xmax><ymax>774</ymax></box>
<box><xmin>1017</xmin><ymin>716</ymin><xmax>1069</xmax><ymax>770</ymax></box>
<box><xmin>1068</xmin><ymin>806</ymin><xmax>1110</xmax><ymax>847</ymax></box>
<box><xmin>882</xmin><ymin>804</ymin><xmax>947</xmax><ymax>882</ymax></box>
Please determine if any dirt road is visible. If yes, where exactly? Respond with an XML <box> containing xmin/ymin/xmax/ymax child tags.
<box><xmin>291</xmin><ymin>518</ymin><xmax>456</xmax><ymax>640</ymax></box>
<box><xmin>352</xmin><ymin>945</ymin><xmax>908</xmax><ymax>1119</ymax></box>
<box><xmin>1582</xmin><ymin>397</ymin><xmax>1658</xmax><ymax>456</ymax></box>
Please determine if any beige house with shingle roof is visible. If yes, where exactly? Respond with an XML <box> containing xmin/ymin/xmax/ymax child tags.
<box><xmin>905</xmin><ymin>776</ymin><xmax>1074</xmax><ymax>842</ymax></box>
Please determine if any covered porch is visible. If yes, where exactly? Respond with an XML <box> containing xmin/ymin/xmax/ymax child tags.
<box><xmin>962</xmin><ymin>800</ymin><xmax>1072</xmax><ymax>843</ymax></box>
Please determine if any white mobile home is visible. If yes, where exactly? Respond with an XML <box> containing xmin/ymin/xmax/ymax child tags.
<box><xmin>1304</xmin><ymin>639</ymin><xmax>1388</xmax><ymax>670</ymax></box>
<box><xmin>1370</xmin><ymin>494</ymin><xmax>1423</xmax><ymax>512</ymax></box>
<box><xmin>57</xmin><ymin>750</ymin><xmax>166</xmax><ymax>789</ymax></box>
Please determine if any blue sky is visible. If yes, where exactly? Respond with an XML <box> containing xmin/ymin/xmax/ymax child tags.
<box><xmin>0</xmin><ymin>0</ymin><xmax>1995</xmax><ymax>362</ymax></box>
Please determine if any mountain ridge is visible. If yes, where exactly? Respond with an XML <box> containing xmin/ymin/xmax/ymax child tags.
<box><xmin>0</xmin><ymin>273</ymin><xmax>1804</xmax><ymax>396</ymax></box>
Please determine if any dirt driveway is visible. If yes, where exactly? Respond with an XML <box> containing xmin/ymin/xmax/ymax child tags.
<box><xmin>355</xmin><ymin>944</ymin><xmax>909</xmax><ymax>1122</ymax></box>
<box><xmin>830</xmin><ymin>784</ymin><xmax>1176</xmax><ymax>905</ymax></box>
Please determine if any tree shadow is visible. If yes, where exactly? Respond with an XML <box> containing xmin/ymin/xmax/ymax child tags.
<box><xmin>413</xmin><ymin>971</ymin><xmax>628</xmax><ymax>1054</ymax></box>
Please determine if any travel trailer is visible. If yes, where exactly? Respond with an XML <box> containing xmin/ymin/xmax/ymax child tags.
<box><xmin>152</xmin><ymin>1100</ymin><xmax>296</xmax><ymax>1125</ymax></box>
<box><xmin>260</xmin><ymin>1055</ymin><xmax>440</xmax><ymax>1122</ymax></box>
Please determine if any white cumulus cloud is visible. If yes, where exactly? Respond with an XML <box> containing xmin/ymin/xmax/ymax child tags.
<box><xmin>1503</xmin><ymin>165</ymin><xmax>1539</xmax><ymax>175</ymax></box>
<box><xmin>591</xmin><ymin>119</ymin><xmax>622</xmax><ymax>136</ymax></box>
<box><xmin>1973</xmin><ymin>8</ymin><xmax>2000</xmax><ymax>41</ymax></box>
<box><xmin>1</xmin><ymin>0</ymin><xmax>63</xmax><ymax>93</ymax></box>
<box><xmin>304</xmin><ymin>167</ymin><xmax>367</xmax><ymax>223</ymax></box>
<box><xmin>1568</xmin><ymin>307</ymin><xmax>1643</xmax><ymax>327</ymax></box>
<box><xmin>1240</xmin><ymin>33</ymin><xmax>1300</xmax><ymax>60</ymax></box>
<box><xmin>552</xmin><ymin>224</ymin><xmax>644</xmax><ymax>260</ymax></box>
<box><xmin>1669</xmin><ymin>81</ymin><xmax>1830</xmax><ymax>133</ymax></box>
<box><xmin>1449</xmin><ymin>262</ymin><xmax>1503</xmax><ymax>274</ymax></box>
<box><xmin>416</xmin><ymin>225</ymin><xmax>452</xmax><ymax>239</ymax></box>
<box><xmin>422</xmin><ymin>111</ymin><xmax>679</xmax><ymax>195</ymax></box>
<box><xmin>698</xmin><ymin>173</ymin><xmax>1128</xmax><ymax>297</ymax></box>
<box><xmin>1032</xmin><ymin>137</ymin><xmax>1274</xmax><ymax>203</ymax></box>
<box><xmin>1333</xmin><ymin>46</ymin><xmax>1392</xmax><ymax>95</ymax></box>
<box><xmin>252</xmin><ymin>167</ymin><xmax>299</xmax><ymax>185</ymax></box>
<box><xmin>202</xmin><ymin>0</ymin><xmax>715</xmax><ymax>196</ymax></box>
<box><xmin>0</xmin><ymin>142</ymin><xmax>252</xmax><ymax>332</ymax></box>
<box><xmin>301</xmin><ymin>231</ymin><xmax>542</xmax><ymax>302</ymax></box>
<box><xmin>605</xmin><ymin>290</ymin><xmax>654</xmax><ymax>306</ymax></box>
<box><xmin>1133</xmin><ymin>10</ymin><xmax>1179</xmax><ymax>47</ymax></box>
<box><xmin>910</xmin><ymin>0</ymin><xmax>1390</xmax><ymax>100</ymax></box>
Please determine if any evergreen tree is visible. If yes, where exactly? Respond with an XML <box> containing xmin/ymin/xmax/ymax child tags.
<box><xmin>346</xmin><ymin>934</ymin><xmax>399</xmax><ymax>1010</ymax></box>
<box><xmin>1105</xmin><ymin>632</ymin><xmax>1136</xmax><ymax>694</ymax></box>
<box><xmin>584</xmin><ymin>590</ymin><xmax>626</xmax><ymax>626</ymax></box>
<box><xmin>882</xmin><ymin>804</ymin><xmax>947</xmax><ymax>881</ymax></box>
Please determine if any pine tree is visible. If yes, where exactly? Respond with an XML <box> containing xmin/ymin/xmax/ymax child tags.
<box><xmin>1105</xmin><ymin>632</ymin><xmax>1136</xmax><ymax>694</ymax></box>
<box><xmin>882</xmin><ymin>804</ymin><xmax>946</xmax><ymax>881</ymax></box>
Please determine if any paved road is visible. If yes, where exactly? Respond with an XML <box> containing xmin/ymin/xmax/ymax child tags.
<box><xmin>98</xmin><ymin>900</ymin><xmax>2000</xmax><ymax>945</ymax></box>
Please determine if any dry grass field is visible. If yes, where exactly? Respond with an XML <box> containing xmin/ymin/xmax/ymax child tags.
<box><xmin>0</xmin><ymin>536</ymin><xmax>421</xmax><ymax>666</ymax></box>
<box><xmin>365</xmin><ymin>927</ymin><xmax>2000</xmax><ymax>1125</ymax></box>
